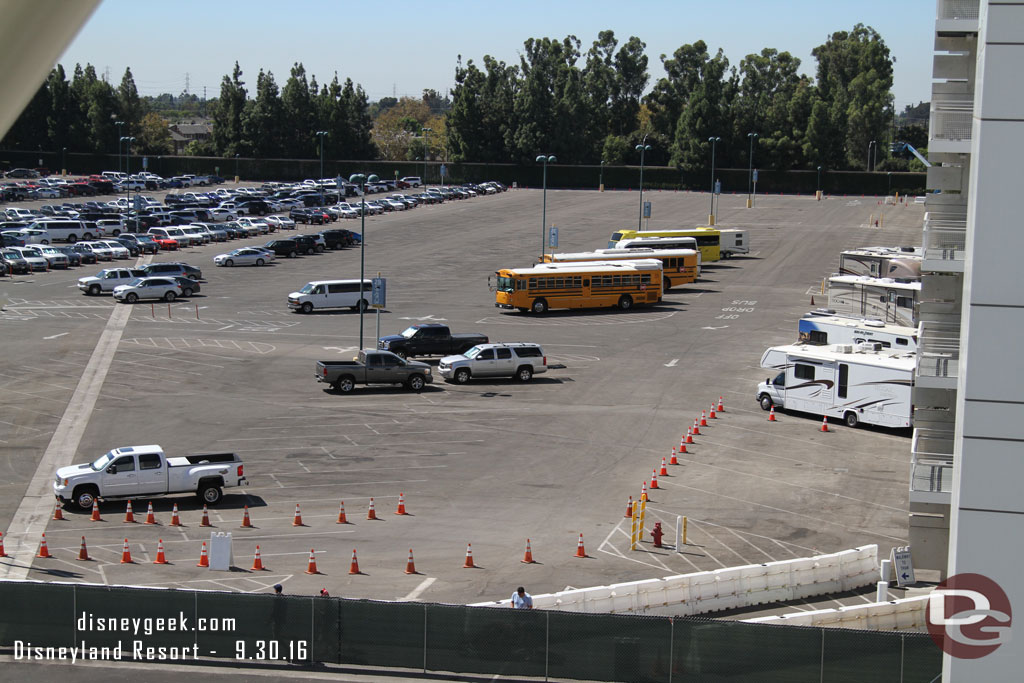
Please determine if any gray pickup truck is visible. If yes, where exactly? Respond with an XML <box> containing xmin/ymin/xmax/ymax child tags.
<box><xmin>316</xmin><ymin>349</ymin><xmax>434</xmax><ymax>393</ymax></box>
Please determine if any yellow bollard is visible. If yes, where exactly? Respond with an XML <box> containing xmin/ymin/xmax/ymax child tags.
<box><xmin>682</xmin><ymin>516</ymin><xmax>688</xmax><ymax>545</ymax></box>
<box><xmin>637</xmin><ymin>498</ymin><xmax>647</xmax><ymax>542</ymax></box>
<box><xmin>630</xmin><ymin>504</ymin><xmax>638</xmax><ymax>551</ymax></box>
<box><xmin>879</xmin><ymin>213</ymin><xmax>884</xmax><ymax>228</ymax></box>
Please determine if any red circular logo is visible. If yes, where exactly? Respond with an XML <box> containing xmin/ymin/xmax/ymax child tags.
<box><xmin>926</xmin><ymin>573</ymin><xmax>1012</xmax><ymax>659</ymax></box>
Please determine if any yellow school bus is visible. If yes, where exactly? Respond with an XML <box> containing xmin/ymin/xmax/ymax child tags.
<box><xmin>542</xmin><ymin>247</ymin><xmax>699</xmax><ymax>290</ymax></box>
<box><xmin>494</xmin><ymin>259</ymin><xmax>663</xmax><ymax>314</ymax></box>
<box><xmin>608</xmin><ymin>228</ymin><xmax>721</xmax><ymax>262</ymax></box>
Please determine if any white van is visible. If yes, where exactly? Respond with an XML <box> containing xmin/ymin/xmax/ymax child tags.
<box><xmin>287</xmin><ymin>279</ymin><xmax>372</xmax><ymax>314</ymax></box>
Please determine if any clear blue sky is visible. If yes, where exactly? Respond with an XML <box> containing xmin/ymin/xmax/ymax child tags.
<box><xmin>59</xmin><ymin>0</ymin><xmax>935</xmax><ymax>111</ymax></box>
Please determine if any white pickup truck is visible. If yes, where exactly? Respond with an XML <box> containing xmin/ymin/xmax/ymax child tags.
<box><xmin>54</xmin><ymin>445</ymin><xmax>247</xmax><ymax>510</ymax></box>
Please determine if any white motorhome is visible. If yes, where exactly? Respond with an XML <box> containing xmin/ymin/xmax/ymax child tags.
<box><xmin>717</xmin><ymin>228</ymin><xmax>749</xmax><ymax>257</ymax></box>
<box><xmin>838</xmin><ymin>247</ymin><xmax>922</xmax><ymax>279</ymax></box>
<box><xmin>757</xmin><ymin>342</ymin><xmax>915</xmax><ymax>428</ymax></box>
<box><xmin>826</xmin><ymin>275</ymin><xmax>920</xmax><ymax>327</ymax></box>
<box><xmin>798</xmin><ymin>314</ymin><xmax>918</xmax><ymax>351</ymax></box>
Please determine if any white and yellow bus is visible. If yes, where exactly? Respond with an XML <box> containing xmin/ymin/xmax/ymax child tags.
<box><xmin>609</xmin><ymin>228</ymin><xmax>722</xmax><ymax>262</ymax></box>
<box><xmin>542</xmin><ymin>247</ymin><xmax>699</xmax><ymax>290</ymax></box>
<box><xmin>494</xmin><ymin>259</ymin><xmax>663</xmax><ymax>314</ymax></box>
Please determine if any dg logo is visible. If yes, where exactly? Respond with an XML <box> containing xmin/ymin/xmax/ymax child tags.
<box><xmin>927</xmin><ymin>573</ymin><xmax>1012</xmax><ymax>659</ymax></box>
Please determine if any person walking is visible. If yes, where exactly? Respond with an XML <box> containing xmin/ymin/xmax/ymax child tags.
<box><xmin>510</xmin><ymin>586</ymin><xmax>533</xmax><ymax>609</ymax></box>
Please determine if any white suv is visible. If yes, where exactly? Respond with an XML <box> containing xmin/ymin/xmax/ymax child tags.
<box><xmin>113</xmin><ymin>277</ymin><xmax>182</xmax><ymax>303</ymax></box>
<box><xmin>438</xmin><ymin>343</ymin><xmax>547</xmax><ymax>384</ymax></box>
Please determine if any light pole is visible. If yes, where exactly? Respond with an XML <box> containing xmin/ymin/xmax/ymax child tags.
<box><xmin>867</xmin><ymin>140</ymin><xmax>876</xmax><ymax>171</ymax></box>
<box><xmin>887</xmin><ymin>171</ymin><xmax>892</xmax><ymax>196</ymax></box>
<box><xmin>122</xmin><ymin>136</ymin><xmax>135</xmax><ymax>212</ymax></box>
<box><xmin>817</xmin><ymin>165</ymin><xmax>823</xmax><ymax>200</ymax></box>
<box><xmin>422</xmin><ymin>127</ymin><xmax>431</xmax><ymax>185</ymax></box>
<box><xmin>746</xmin><ymin>132</ymin><xmax>758</xmax><ymax>208</ymax></box>
<box><xmin>115</xmin><ymin>120</ymin><xmax>124</xmax><ymax>173</ymax></box>
<box><xmin>234</xmin><ymin>154</ymin><xmax>239</xmax><ymax>183</ymax></box>
<box><xmin>636</xmin><ymin>137</ymin><xmax>651</xmax><ymax>230</ymax></box>
<box><xmin>62</xmin><ymin>147</ymin><xmax>67</xmax><ymax>177</ymax></box>
<box><xmin>536</xmin><ymin>154</ymin><xmax>556</xmax><ymax>261</ymax></box>
<box><xmin>316</xmin><ymin>131</ymin><xmax>328</xmax><ymax>204</ymax></box>
<box><xmin>708</xmin><ymin>136</ymin><xmax>721</xmax><ymax>225</ymax></box>
<box><xmin>349</xmin><ymin>172</ymin><xmax>380</xmax><ymax>350</ymax></box>
<box><xmin>599</xmin><ymin>160</ymin><xmax>605</xmax><ymax>192</ymax></box>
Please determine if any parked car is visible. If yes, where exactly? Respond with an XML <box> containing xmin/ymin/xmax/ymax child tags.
<box><xmin>69</xmin><ymin>244</ymin><xmax>99</xmax><ymax>264</ymax></box>
<box><xmin>97</xmin><ymin>240</ymin><xmax>131</xmax><ymax>259</ymax></box>
<box><xmin>291</xmin><ymin>234</ymin><xmax>321</xmax><ymax>255</ymax></box>
<box><xmin>169</xmin><ymin>276</ymin><xmax>201</xmax><ymax>297</ymax></box>
<box><xmin>320</xmin><ymin>229</ymin><xmax>357</xmax><ymax>249</ymax></box>
<box><xmin>439</xmin><ymin>343</ymin><xmax>548</xmax><ymax>383</ymax></box>
<box><xmin>5</xmin><ymin>168</ymin><xmax>40</xmax><ymax>178</ymax></box>
<box><xmin>8</xmin><ymin>246</ymin><xmax>49</xmax><ymax>271</ymax></box>
<box><xmin>400</xmin><ymin>176</ymin><xmax>423</xmax><ymax>188</ymax></box>
<box><xmin>315</xmin><ymin>349</ymin><xmax>433</xmax><ymax>393</ymax></box>
<box><xmin>52</xmin><ymin>245</ymin><xmax>82</xmax><ymax>267</ymax></box>
<box><xmin>3</xmin><ymin>227</ymin><xmax>51</xmax><ymax>244</ymax></box>
<box><xmin>263</xmin><ymin>239</ymin><xmax>299</xmax><ymax>258</ymax></box>
<box><xmin>36</xmin><ymin>246</ymin><xmax>71</xmax><ymax>269</ymax></box>
<box><xmin>113</xmin><ymin>277</ymin><xmax>183</xmax><ymax>303</ymax></box>
<box><xmin>78</xmin><ymin>267</ymin><xmax>148</xmax><ymax>295</ymax></box>
<box><xmin>1</xmin><ymin>249</ymin><xmax>31</xmax><ymax>274</ymax></box>
<box><xmin>72</xmin><ymin>241</ymin><xmax>112</xmax><ymax>262</ymax></box>
<box><xmin>117</xmin><ymin>233</ymin><xmax>160</xmax><ymax>254</ymax></box>
<box><xmin>140</xmin><ymin>262</ymin><xmax>202</xmax><ymax>280</ymax></box>
<box><xmin>150</xmin><ymin>235</ymin><xmax>179</xmax><ymax>251</ymax></box>
<box><xmin>214</xmin><ymin>248</ymin><xmax>273</xmax><ymax>267</ymax></box>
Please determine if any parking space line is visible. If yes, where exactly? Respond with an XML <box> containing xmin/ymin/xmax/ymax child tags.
<box><xmin>246</xmin><ymin>478</ymin><xmax>430</xmax><ymax>492</ymax></box>
<box><xmin>400</xmin><ymin>577</ymin><xmax>436</xmax><ymax>601</ymax></box>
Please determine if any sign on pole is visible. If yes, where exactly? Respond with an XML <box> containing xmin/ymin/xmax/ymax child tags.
<box><xmin>714</xmin><ymin>180</ymin><xmax>722</xmax><ymax>195</ymax></box>
<box><xmin>440</xmin><ymin>164</ymin><xmax>447</xmax><ymax>178</ymax></box>
<box><xmin>548</xmin><ymin>226</ymin><xmax>558</xmax><ymax>248</ymax></box>
<box><xmin>643</xmin><ymin>201</ymin><xmax>652</xmax><ymax>218</ymax></box>
<box><xmin>371</xmin><ymin>277</ymin><xmax>386</xmax><ymax>308</ymax></box>
<box><xmin>142</xmin><ymin>157</ymin><xmax>148</xmax><ymax>170</ymax></box>
<box><xmin>890</xmin><ymin>546</ymin><xmax>916</xmax><ymax>587</ymax></box>
<box><xmin>133</xmin><ymin>194</ymin><xmax>144</xmax><ymax>211</ymax></box>
<box><xmin>752</xmin><ymin>169</ymin><xmax>758</xmax><ymax>183</ymax></box>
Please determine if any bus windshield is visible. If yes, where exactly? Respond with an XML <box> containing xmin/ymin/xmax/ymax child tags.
<box><xmin>495</xmin><ymin>276</ymin><xmax>515</xmax><ymax>292</ymax></box>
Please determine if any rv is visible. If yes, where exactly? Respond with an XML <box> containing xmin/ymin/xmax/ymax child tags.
<box><xmin>798</xmin><ymin>314</ymin><xmax>918</xmax><ymax>351</ymax></box>
<box><xmin>826</xmin><ymin>275</ymin><xmax>920</xmax><ymax>327</ymax></box>
<box><xmin>757</xmin><ymin>342</ymin><xmax>915</xmax><ymax>428</ymax></box>
<box><xmin>838</xmin><ymin>247</ymin><xmax>922</xmax><ymax>279</ymax></box>
<box><xmin>717</xmin><ymin>229</ymin><xmax>749</xmax><ymax>258</ymax></box>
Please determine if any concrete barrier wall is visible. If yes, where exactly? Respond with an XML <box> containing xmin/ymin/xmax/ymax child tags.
<box><xmin>470</xmin><ymin>545</ymin><xmax>878</xmax><ymax>615</ymax></box>
<box><xmin>742</xmin><ymin>595</ymin><xmax>930</xmax><ymax>631</ymax></box>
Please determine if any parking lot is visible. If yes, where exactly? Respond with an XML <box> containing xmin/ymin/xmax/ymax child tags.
<box><xmin>0</xmin><ymin>183</ymin><xmax>926</xmax><ymax>608</ymax></box>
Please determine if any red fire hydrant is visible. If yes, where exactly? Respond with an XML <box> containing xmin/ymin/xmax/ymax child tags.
<box><xmin>651</xmin><ymin>522</ymin><xmax>664</xmax><ymax>548</ymax></box>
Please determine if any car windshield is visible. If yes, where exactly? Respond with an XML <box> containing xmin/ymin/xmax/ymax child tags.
<box><xmin>401</xmin><ymin>326</ymin><xmax>420</xmax><ymax>339</ymax></box>
<box><xmin>127</xmin><ymin>278</ymin><xmax>144</xmax><ymax>286</ymax></box>
<box><xmin>298</xmin><ymin>283</ymin><xmax>316</xmax><ymax>294</ymax></box>
<box><xmin>90</xmin><ymin>451</ymin><xmax>116</xmax><ymax>471</ymax></box>
<box><xmin>2</xmin><ymin>251</ymin><xmax>19</xmax><ymax>258</ymax></box>
<box><xmin>464</xmin><ymin>346</ymin><xmax>483</xmax><ymax>359</ymax></box>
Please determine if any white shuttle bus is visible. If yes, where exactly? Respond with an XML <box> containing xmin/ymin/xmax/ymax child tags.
<box><xmin>798</xmin><ymin>314</ymin><xmax>918</xmax><ymax>352</ymax></box>
<box><xmin>826</xmin><ymin>275</ymin><xmax>920</xmax><ymax>327</ymax></box>
<box><xmin>756</xmin><ymin>342</ymin><xmax>915</xmax><ymax>428</ymax></box>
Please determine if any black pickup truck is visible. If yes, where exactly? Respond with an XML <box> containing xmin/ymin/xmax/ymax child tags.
<box><xmin>377</xmin><ymin>324</ymin><xmax>488</xmax><ymax>359</ymax></box>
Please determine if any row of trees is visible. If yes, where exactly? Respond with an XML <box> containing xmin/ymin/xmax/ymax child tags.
<box><xmin>447</xmin><ymin>25</ymin><xmax>904</xmax><ymax>171</ymax></box>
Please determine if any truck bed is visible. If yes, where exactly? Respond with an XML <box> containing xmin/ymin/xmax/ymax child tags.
<box><xmin>167</xmin><ymin>453</ymin><xmax>240</xmax><ymax>467</ymax></box>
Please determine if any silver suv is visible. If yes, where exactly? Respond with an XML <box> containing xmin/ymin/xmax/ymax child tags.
<box><xmin>439</xmin><ymin>343</ymin><xmax>547</xmax><ymax>384</ymax></box>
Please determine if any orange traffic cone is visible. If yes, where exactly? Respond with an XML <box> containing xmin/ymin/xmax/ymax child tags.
<box><xmin>650</xmin><ymin>469</ymin><xmax>659</xmax><ymax>489</ymax></box>
<box><xmin>240</xmin><ymin>505</ymin><xmax>253</xmax><ymax>528</ymax></box>
<box><xmin>251</xmin><ymin>545</ymin><xmax>265</xmax><ymax>571</ymax></box>
<box><xmin>660</xmin><ymin>457</ymin><xmax>668</xmax><ymax>476</ymax></box>
<box><xmin>640</xmin><ymin>481</ymin><xmax>649</xmax><ymax>502</ymax></box>
<box><xmin>404</xmin><ymin>548</ymin><xmax>418</xmax><ymax>574</ymax></box>
<box><xmin>292</xmin><ymin>504</ymin><xmax>304</xmax><ymax>526</ymax></box>
<box><xmin>624</xmin><ymin>496</ymin><xmax>633</xmax><ymax>518</ymax></box>
<box><xmin>821</xmin><ymin>415</ymin><xmax>829</xmax><ymax>432</ymax></box>
<box><xmin>336</xmin><ymin>501</ymin><xmax>348</xmax><ymax>524</ymax></box>
<box><xmin>768</xmin><ymin>406</ymin><xmax>776</xmax><ymax>422</ymax></box>
<box><xmin>718</xmin><ymin>396</ymin><xmax>724</xmax><ymax>412</ymax></box>
<box><xmin>700</xmin><ymin>411</ymin><xmax>708</xmax><ymax>427</ymax></box>
<box><xmin>200</xmin><ymin>504</ymin><xmax>212</xmax><ymax>527</ymax></box>
<box><xmin>37</xmin><ymin>533</ymin><xmax>51</xmax><ymax>558</ymax></box>
<box><xmin>366</xmin><ymin>498</ymin><xmax>377</xmax><ymax>520</ymax></box>
<box><xmin>522</xmin><ymin>539</ymin><xmax>536</xmax><ymax>564</ymax></box>
<box><xmin>90</xmin><ymin>500</ymin><xmax>102</xmax><ymax>522</ymax></box>
<box><xmin>53</xmin><ymin>500</ymin><xmax>64</xmax><ymax>521</ymax></box>
<box><xmin>154</xmin><ymin>539</ymin><xmax>168</xmax><ymax>564</ymax></box>
<box><xmin>395</xmin><ymin>492</ymin><xmax>408</xmax><ymax>515</ymax></box>
<box><xmin>144</xmin><ymin>502</ymin><xmax>156</xmax><ymax>525</ymax></box>
<box><xmin>463</xmin><ymin>543</ymin><xmax>476</xmax><ymax>568</ymax></box>
<box><xmin>305</xmin><ymin>549</ymin><xmax>320</xmax><ymax>575</ymax></box>
<box><xmin>196</xmin><ymin>541</ymin><xmax>209</xmax><ymax>567</ymax></box>
<box><xmin>0</xmin><ymin>531</ymin><xmax>6</xmax><ymax>558</ymax></box>
<box><xmin>685</xmin><ymin>427</ymin><xmax>694</xmax><ymax>444</ymax></box>
<box><xmin>692</xmin><ymin>418</ymin><xmax>701</xmax><ymax>436</ymax></box>
<box><xmin>169</xmin><ymin>503</ymin><xmax>182</xmax><ymax>526</ymax></box>
<box><xmin>77</xmin><ymin>536</ymin><xmax>90</xmax><ymax>561</ymax></box>
<box><xmin>574</xmin><ymin>533</ymin><xmax>588</xmax><ymax>558</ymax></box>
<box><xmin>348</xmin><ymin>549</ymin><xmax>361</xmax><ymax>574</ymax></box>
<box><xmin>123</xmin><ymin>501</ymin><xmax>136</xmax><ymax>523</ymax></box>
<box><xmin>709</xmin><ymin>403</ymin><xmax>717</xmax><ymax>419</ymax></box>
<box><xmin>670</xmin><ymin>447</ymin><xmax>680</xmax><ymax>464</ymax></box>
<box><xmin>119</xmin><ymin>538</ymin><xmax>133</xmax><ymax>564</ymax></box>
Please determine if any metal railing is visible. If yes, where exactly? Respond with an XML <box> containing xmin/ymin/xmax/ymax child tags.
<box><xmin>923</xmin><ymin>212</ymin><xmax>967</xmax><ymax>263</ymax></box>
<box><xmin>917</xmin><ymin>321</ymin><xmax>961</xmax><ymax>379</ymax></box>
<box><xmin>910</xmin><ymin>429</ymin><xmax>955</xmax><ymax>503</ymax></box>
<box><xmin>938</xmin><ymin>0</ymin><xmax>980</xmax><ymax>20</ymax></box>
<box><xmin>930</xmin><ymin>94</ymin><xmax>974</xmax><ymax>143</ymax></box>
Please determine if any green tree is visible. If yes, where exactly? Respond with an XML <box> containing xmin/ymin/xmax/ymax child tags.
<box><xmin>448</xmin><ymin>55</ymin><xmax>518</xmax><ymax>162</ymax></box>
<box><xmin>136</xmin><ymin>112</ymin><xmax>172</xmax><ymax>154</ymax></box>
<box><xmin>281</xmin><ymin>62</ymin><xmax>314</xmax><ymax>157</ymax></box>
<box><xmin>1</xmin><ymin>78</ymin><xmax>50</xmax><ymax>150</ymax></box>
<box><xmin>46</xmin><ymin>65</ymin><xmax>75</xmax><ymax>154</ymax></box>
<box><xmin>210</xmin><ymin>62</ymin><xmax>247</xmax><ymax>156</ymax></box>
<box><xmin>645</xmin><ymin>41</ymin><xmax>712</xmax><ymax>147</ymax></box>
<box><xmin>601</xmin><ymin>134</ymin><xmax>630</xmax><ymax>164</ymax></box>
<box><xmin>243</xmin><ymin>69</ymin><xmax>285</xmax><ymax>158</ymax></box>
<box><xmin>117</xmin><ymin>67</ymin><xmax>143</xmax><ymax>135</ymax></box>
<box><xmin>669</xmin><ymin>47</ymin><xmax>730</xmax><ymax>170</ymax></box>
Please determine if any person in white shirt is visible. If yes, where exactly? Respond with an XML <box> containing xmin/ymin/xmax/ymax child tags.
<box><xmin>510</xmin><ymin>586</ymin><xmax>533</xmax><ymax>609</ymax></box>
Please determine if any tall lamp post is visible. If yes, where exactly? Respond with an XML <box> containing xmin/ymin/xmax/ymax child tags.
<box><xmin>62</xmin><ymin>147</ymin><xmax>67</xmax><ymax>177</ymax></box>
<box><xmin>599</xmin><ymin>160</ymin><xmax>605</xmax><ymax>192</ymax></box>
<box><xmin>115</xmin><ymin>120</ymin><xmax>124</xmax><ymax>173</ymax></box>
<box><xmin>746</xmin><ymin>132</ymin><xmax>758</xmax><ymax>208</ymax></box>
<box><xmin>708</xmin><ymin>136</ymin><xmax>721</xmax><ymax>225</ymax></box>
<box><xmin>349</xmin><ymin>172</ymin><xmax>380</xmax><ymax>350</ymax></box>
<box><xmin>234</xmin><ymin>154</ymin><xmax>240</xmax><ymax>183</ymax></box>
<box><xmin>315</xmin><ymin>131</ymin><xmax>328</xmax><ymax>204</ymax></box>
<box><xmin>636</xmin><ymin>137</ymin><xmax>651</xmax><ymax>230</ymax></box>
<box><xmin>122</xmin><ymin>136</ymin><xmax>135</xmax><ymax>212</ymax></box>
<box><xmin>536</xmin><ymin>154</ymin><xmax>556</xmax><ymax>261</ymax></box>
<box><xmin>422</xmin><ymin>127</ymin><xmax>431</xmax><ymax>185</ymax></box>
<box><xmin>816</xmin><ymin>165</ymin><xmax>823</xmax><ymax>200</ymax></box>
<box><xmin>867</xmin><ymin>140</ymin><xmax>876</xmax><ymax>171</ymax></box>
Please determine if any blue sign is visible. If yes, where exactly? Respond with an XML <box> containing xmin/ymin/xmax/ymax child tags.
<box><xmin>440</xmin><ymin>164</ymin><xmax>448</xmax><ymax>178</ymax></box>
<box><xmin>142</xmin><ymin>157</ymin><xmax>148</xmax><ymax>169</ymax></box>
<box><xmin>714</xmin><ymin>180</ymin><xmax>722</xmax><ymax>195</ymax></box>
<box><xmin>643</xmin><ymin>201</ymin><xmax>652</xmax><ymax>218</ymax></box>
<box><xmin>371</xmin><ymin>277</ymin><xmax>386</xmax><ymax>307</ymax></box>
<box><xmin>548</xmin><ymin>226</ymin><xmax>558</xmax><ymax>248</ymax></box>
<box><xmin>133</xmin><ymin>194</ymin><xmax>144</xmax><ymax>211</ymax></box>
<box><xmin>753</xmin><ymin>169</ymin><xmax>758</xmax><ymax>183</ymax></box>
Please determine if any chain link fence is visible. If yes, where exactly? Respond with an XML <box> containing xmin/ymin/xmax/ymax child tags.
<box><xmin>0</xmin><ymin>581</ymin><xmax>940</xmax><ymax>681</ymax></box>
